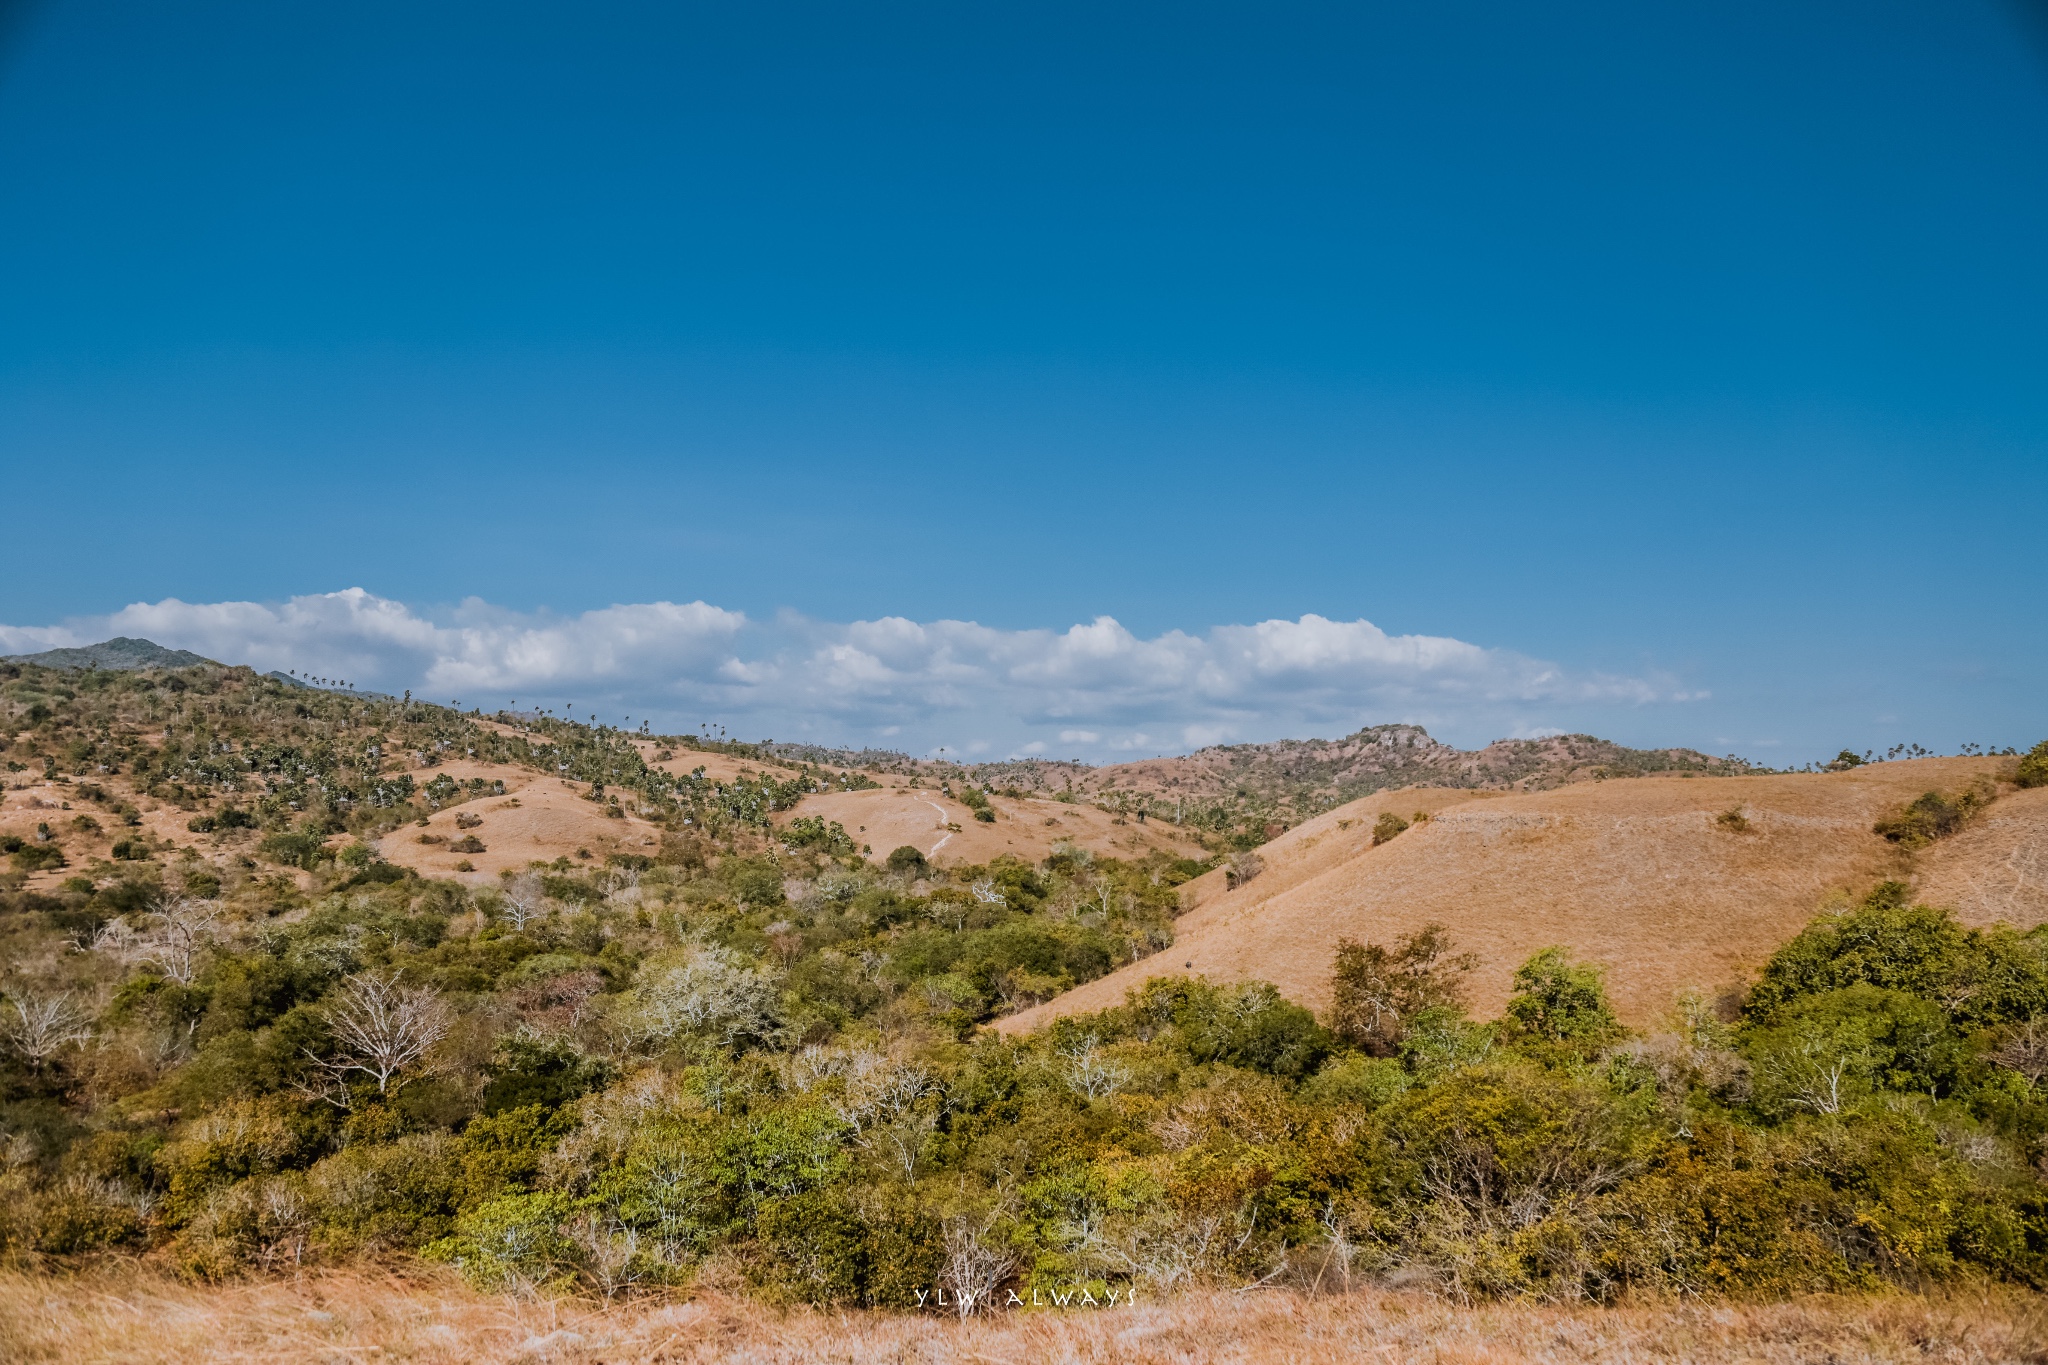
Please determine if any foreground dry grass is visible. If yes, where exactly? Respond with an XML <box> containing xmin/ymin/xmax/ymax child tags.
<box><xmin>4</xmin><ymin>1270</ymin><xmax>2046</xmax><ymax>1365</ymax></box>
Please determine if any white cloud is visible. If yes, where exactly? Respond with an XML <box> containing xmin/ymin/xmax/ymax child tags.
<box><xmin>1</xmin><ymin>590</ymin><xmax>1698</xmax><ymax>759</ymax></box>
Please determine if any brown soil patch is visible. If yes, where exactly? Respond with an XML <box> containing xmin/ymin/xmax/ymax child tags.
<box><xmin>0</xmin><ymin>779</ymin><xmax>215</xmax><ymax>889</ymax></box>
<box><xmin>786</xmin><ymin>788</ymin><xmax>1207</xmax><ymax>868</ymax></box>
<box><xmin>370</xmin><ymin>762</ymin><xmax>665</xmax><ymax>886</ymax></box>
<box><xmin>631</xmin><ymin>742</ymin><xmax>791</xmax><ymax>786</ymax></box>
<box><xmin>1002</xmin><ymin>758</ymin><xmax>2022</xmax><ymax>1034</ymax></box>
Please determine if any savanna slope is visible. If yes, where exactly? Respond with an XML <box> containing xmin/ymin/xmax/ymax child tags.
<box><xmin>1005</xmin><ymin>756</ymin><xmax>2048</xmax><ymax>1031</ymax></box>
<box><xmin>5</xmin><ymin>651</ymin><xmax>2048</xmax><ymax>1342</ymax></box>
<box><xmin>778</xmin><ymin>724</ymin><xmax>1763</xmax><ymax>845</ymax></box>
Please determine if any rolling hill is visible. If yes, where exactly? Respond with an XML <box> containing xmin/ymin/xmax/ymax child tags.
<box><xmin>1</xmin><ymin>636</ymin><xmax>212</xmax><ymax>670</ymax></box>
<box><xmin>1000</xmin><ymin>756</ymin><xmax>2047</xmax><ymax>1032</ymax></box>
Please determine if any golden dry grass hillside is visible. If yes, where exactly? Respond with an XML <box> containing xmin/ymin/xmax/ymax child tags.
<box><xmin>3</xmin><ymin>1269</ymin><xmax>2041</xmax><ymax>1365</ymax></box>
<box><xmin>1003</xmin><ymin>756</ymin><xmax>2035</xmax><ymax>1032</ymax></box>
<box><xmin>0</xmin><ymin>756</ymin><xmax>670</xmax><ymax>896</ymax></box>
<box><xmin>964</xmin><ymin>725</ymin><xmax>1760</xmax><ymax>808</ymax></box>
<box><xmin>783</xmin><ymin>785</ymin><xmax>1207</xmax><ymax>867</ymax></box>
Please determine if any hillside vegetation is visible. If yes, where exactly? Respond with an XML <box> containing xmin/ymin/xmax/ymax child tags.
<box><xmin>3</xmin><ymin>655</ymin><xmax>2048</xmax><ymax>1317</ymax></box>
<box><xmin>778</xmin><ymin>725</ymin><xmax>1764</xmax><ymax>849</ymax></box>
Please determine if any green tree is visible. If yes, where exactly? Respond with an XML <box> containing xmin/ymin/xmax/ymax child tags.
<box><xmin>1329</xmin><ymin>923</ymin><xmax>1476</xmax><ymax>1056</ymax></box>
<box><xmin>1505</xmin><ymin>948</ymin><xmax>1621</xmax><ymax>1051</ymax></box>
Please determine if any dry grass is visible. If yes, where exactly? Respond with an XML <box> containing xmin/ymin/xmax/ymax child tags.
<box><xmin>372</xmin><ymin>763</ymin><xmax>667</xmax><ymax>886</ymax></box>
<box><xmin>1917</xmin><ymin>787</ymin><xmax>2048</xmax><ymax>926</ymax></box>
<box><xmin>788</xmin><ymin>787</ymin><xmax>1207</xmax><ymax>869</ymax></box>
<box><xmin>1004</xmin><ymin>758</ymin><xmax>2037</xmax><ymax>1032</ymax></box>
<box><xmin>2</xmin><ymin>1268</ymin><xmax>2044</xmax><ymax>1364</ymax></box>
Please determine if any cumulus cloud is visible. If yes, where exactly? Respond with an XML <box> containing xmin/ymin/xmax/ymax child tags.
<box><xmin>1</xmin><ymin>590</ymin><xmax>1696</xmax><ymax>758</ymax></box>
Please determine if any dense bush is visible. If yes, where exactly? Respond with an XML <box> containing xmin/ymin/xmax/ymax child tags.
<box><xmin>1873</xmin><ymin>787</ymin><xmax>1988</xmax><ymax>847</ymax></box>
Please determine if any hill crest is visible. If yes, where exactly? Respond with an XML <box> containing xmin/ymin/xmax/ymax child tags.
<box><xmin>0</xmin><ymin>636</ymin><xmax>213</xmax><ymax>670</ymax></box>
<box><xmin>772</xmin><ymin>723</ymin><xmax>1762</xmax><ymax>826</ymax></box>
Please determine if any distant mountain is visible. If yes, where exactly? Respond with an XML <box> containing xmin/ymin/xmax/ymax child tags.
<box><xmin>1057</xmin><ymin>724</ymin><xmax>1764</xmax><ymax>806</ymax></box>
<box><xmin>775</xmin><ymin>723</ymin><xmax>1765</xmax><ymax>822</ymax></box>
<box><xmin>2</xmin><ymin>636</ymin><xmax>214</xmax><ymax>670</ymax></box>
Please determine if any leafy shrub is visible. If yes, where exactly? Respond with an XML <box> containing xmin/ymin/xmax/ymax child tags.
<box><xmin>10</xmin><ymin>842</ymin><xmax>65</xmax><ymax>872</ymax></box>
<box><xmin>721</xmin><ymin>856</ymin><xmax>786</xmax><ymax>907</ymax></box>
<box><xmin>885</xmin><ymin>846</ymin><xmax>928</xmax><ymax>875</ymax></box>
<box><xmin>192</xmin><ymin>807</ymin><xmax>260</xmax><ymax>833</ymax></box>
<box><xmin>2015</xmin><ymin>740</ymin><xmax>2048</xmax><ymax>789</ymax></box>
<box><xmin>745</xmin><ymin>1190</ymin><xmax>870</xmax><ymax>1305</ymax></box>
<box><xmin>0</xmin><ymin>1172</ymin><xmax>148</xmax><ymax>1257</ymax></box>
<box><xmin>1371</xmin><ymin>811</ymin><xmax>1410</xmax><ymax>845</ymax></box>
<box><xmin>307</xmin><ymin>1131</ymin><xmax>464</xmax><ymax>1252</ymax></box>
<box><xmin>1369</xmin><ymin>1060</ymin><xmax>1649</xmax><ymax>1298</ymax></box>
<box><xmin>1117</xmin><ymin>977</ymin><xmax>1332</xmax><ymax>1078</ymax></box>
<box><xmin>480</xmin><ymin>1038</ymin><xmax>612</xmax><ymax>1116</ymax></box>
<box><xmin>257</xmin><ymin>824</ymin><xmax>330</xmax><ymax>871</ymax></box>
<box><xmin>1874</xmin><ymin>788</ymin><xmax>1986</xmax><ymax>846</ymax></box>
<box><xmin>1743</xmin><ymin>885</ymin><xmax>2048</xmax><ymax>1029</ymax></box>
<box><xmin>1300</xmin><ymin>1053</ymin><xmax>1411</xmax><ymax>1109</ymax></box>
<box><xmin>1331</xmin><ymin>923</ymin><xmax>1476</xmax><ymax>1055</ymax></box>
<box><xmin>1504</xmin><ymin>947</ymin><xmax>1622</xmax><ymax>1052</ymax></box>
<box><xmin>426</xmin><ymin>1191</ymin><xmax>578</xmax><ymax>1292</ymax></box>
<box><xmin>782</xmin><ymin>816</ymin><xmax>855</xmax><ymax>855</ymax></box>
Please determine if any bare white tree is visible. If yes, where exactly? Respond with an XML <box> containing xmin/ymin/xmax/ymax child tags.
<box><xmin>938</xmin><ymin>1212</ymin><xmax>1017</xmax><ymax>1318</ymax></box>
<box><xmin>1060</xmin><ymin>1034</ymin><xmax>1132</xmax><ymax>1100</ymax></box>
<box><xmin>306</xmin><ymin>970</ymin><xmax>451</xmax><ymax>1101</ymax></box>
<box><xmin>81</xmin><ymin>917</ymin><xmax>136</xmax><ymax>956</ymax></box>
<box><xmin>921</xmin><ymin>893</ymin><xmax>971</xmax><ymax>932</ymax></box>
<box><xmin>568</xmin><ymin>1210</ymin><xmax>661</xmax><ymax>1303</ymax></box>
<box><xmin>602</xmin><ymin>867</ymin><xmax>642</xmax><ymax>911</ymax></box>
<box><xmin>135</xmin><ymin>896</ymin><xmax>222</xmax><ymax>985</ymax></box>
<box><xmin>499</xmin><ymin>872</ymin><xmax>551</xmax><ymax>931</ymax></box>
<box><xmin>813</xmin><ymin>1048</ymin><xmax>945</xmax><ymax>1179</ymax></box>
<box><xmin>1762</xmin><ymin>1028</ymin><xmax>1864</xmax><ymax>1116</ymax></box>
<box><xmin>1993</xmin><ymin>1018</ymin><xmax>2048</xmax><ymax>1086</ymax></box>
<box><xmin>0</xmin><ymin>988</ymin><xmax>94</xmax><ymax>1070</ymax></box>
<box><xmin>969</xmin><ymin>878</ymin><xmax>1006</xmax><ymax>906</ymax></box>
<box><xmin>624</xmin><ymin>947</ymin><xmax>780</xmax><ymax>1052</ymax></box>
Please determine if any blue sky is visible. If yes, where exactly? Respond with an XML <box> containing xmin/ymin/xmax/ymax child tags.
<box><xmin>1</xmin><ymin>1</ymin><xmax>2044</xmax><ymax>762</ymax></box>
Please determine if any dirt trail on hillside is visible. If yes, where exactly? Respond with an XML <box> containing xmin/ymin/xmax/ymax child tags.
<box><xmin>1002</xmin><ymin>758</ymin><xmax>2031</xmax><ymax>1033</ymax></box>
